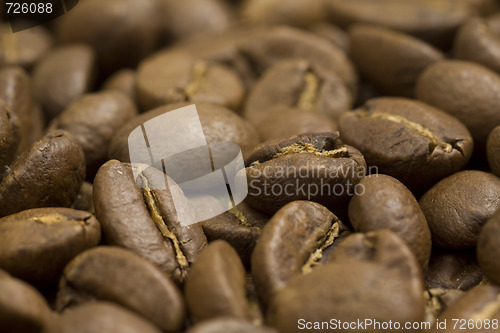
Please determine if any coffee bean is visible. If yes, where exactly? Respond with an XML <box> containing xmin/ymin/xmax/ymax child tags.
<box><xmin>245</xmin><ymin>132</ymin><xmax>366</xmax><ymax>214</ymax></box>
<box><xmin>0</xmin><ymin>207</ymin><xmax>100</xmax><ymax>286</ymax></box>
<box><xmin>93</xmin><ymin>160</ymin><xmax>207</xmax><ymax>283</ymax></box>
<box><xmin>0</xmin><ymin>130</ymin><xmax>85</xmax><ymax>217</ymax></box>
<box><xmin>185</xmin><ymin>318</ymin><xmax>279</xmax><ymax>333</ymax></box>
<box><xmin>185</xmin><ymin>240</ymin><xmax>252</xmax><ymax>323</ymax></box>
<box><xmin>55</xmin><ymin>0</ymin><xmax>162</xmax><ymax>75</ymax></box>
<box><xmin>56</xmin><ymin>246</ymin><xmax>185</xmax><ymax>332</ymax></box>
<box><xmin>57</xmin><ymin>302</ymin><xmax>163</xmax><ymax>333</ymax></box>
<box><xmin>71</xmin><ymin>182</ymin><xmax>94</xmax><ymax>214</ymax></box>
<box><xmin>348</xmin><ymin>174</ymin><xmax>432</xmax><ymax>269</ymax></box>
<box><xmin>309</xmin><ymin>22</ymin><xmax>350</xmax><ymax>54</ymax></box>
<box><xmin>137</xmin><ymin>50</ymin><xmax>245</xmax><ymax>111</ymax></box>
<box><xmin>102</xmin><ymin>69</ymin><xmax>137</xmax><ymax>104</ymax></box>
<box><xmin>244</xmin><ymin>58</ymin><xmax>352</xmax><ymax>125</ymax></box>
<box><xmin>425</xmin><ymin>250</ymin><xmax>484</xmax><ymax>291</ymax></box>
<box><xmin>419</xmin><ymin>170</ymin><xmax>500</xmax><ymax>249</ymax></box>
<box><xmin>267</xmin><ymin>230</ymin><xmax>425</xmax><ymax>333</ymax></box>
<box><xmin>477</xmin><ymin>210</ymin><xmax>500</xmax><ymax>286</ymax></box>
<box><xmin>32</xmin><ymin>45</ymin><xmax>95</xmax><ymax>120</ymax></box>
<box><xmin>251</xmin><ymin>201</ymin><xmax>350</xmax><ymax>304</ymax></box>
<box><xmin>425</xmin><ymin>288</ymin><xmax>465</xmax><ymax>323</ymax></box>
<box><xmin>350</xmin><ymin>24</ymin><xmax>444</xmax><ymax>97</ymax></box>
<box><xmin>49</xmin><ymin>91</ymin><xmax>138</xmax><ymax>178</ymax></box>
<box><xmin>0</xmin><ymin>269</ymin><xmax>55</xmax><ymax>333</ymax></box>
<box><xmin>487</xmin><ymin>125</ymin><xmax>500</xmax><ymax>177</ymax></box>
<box><xmin>339</xmin><ymin>97</ymin><xmax>473</xmax><ymax>190</ymax></box>
<box><xmin>201</xmin><ymin>202</ymin><xmax>268</xmax><ymax>267</ymax></box>
<box><xmin>429</xmin><ymin>285</ymin><xmax>500</xmax><ymax>333</ymax></box>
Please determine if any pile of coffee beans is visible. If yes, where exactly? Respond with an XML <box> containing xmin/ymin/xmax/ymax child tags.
<box><xmin>1</xmin><ymin>0</ymin><xmax>500</xmax><ymax>332</ymax></box>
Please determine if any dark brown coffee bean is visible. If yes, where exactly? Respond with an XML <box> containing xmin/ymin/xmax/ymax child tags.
<box><xmin>268</xmin><ymin>230</ymin><xmax>425</xmax><ymax>333</ymax></box>
<box><xmin>349</xmin><ymin>174</ymin><xmax>432</xmax><ymax>269</ymax></box>
<box><xmin>0</xmin><ymin>130</ymin><xmax>85</xmax><ymax>217</ymax></box>
<box><xmin>419</xmin><ymin>171</ymin><xmax>500</xmax><ymax>249</ymax></box>
<box><xmin>109</xmin><ymin>102</ymin><xmax>259</xmax><ymax>161</ymax></box>
<box><xmin>0</xmin><ymin>24</ymin><xmax>53</xmax><ymax>70</ymax></box>
<box><xmin>339</xmin><ymin>97</ymin><xmax>473</xmax><ymax>190</ymax></box>
<box><xmin>0</xmin><ymin>207</ymin><xmax>100</xmax><ymax>286</ymax></box>
<box><xmin>102</xmin><ymin>69</ymin><xmax>137</xmax><ymax>104</ymax></box>
<box><xmin>327</xmin><ymin>0</ymin><xmax>477</xmax><ymax>49</ymax></box>
<box><xmin>251</xmin><ymin>201</ymin><xmax>350</xmax><ymax>304</ymax></box>
<box><xmin>57</xmin><ymin>246</ymin><xmax>185</xmax><ymax>332</ymax></box>
<box><xmin>241</xmin><ymin>26</ymin><xmax>357</xmax><ymax>94</ymax></box>
<box><xmin>185</xmin><ymin>241</ymin><xmax>252</xmax><ymax>323</ymax></box>
<box><xmin>71</xmin><ymin>182</ymin><xmax>94</xmax><ymax>214</ymax></box>
<box><xmin>257</xmin><ymin>107</ymin><xmax>338</xmax><ymax>142</ymax></box>
<box><xmin>58</xmin><ymin>302</ymin><xmax>163</xmax><ymax>333</ymax></box>
<box><xmin>350</xmin><ymin>24</ymin><xmax>444</xmax><ymax>97</ymax></box>
<box><xmin>487</xmin><ymin>126</ymin><xmax>500</xmax><ymax>177</ymax></box>
<box><xmin>425</xmin><ymin>288</ymin><xmax>465</xmax><ymax>323</ymax></box>
<box><xmin>93</xmin><ymin>160</ymin><xmax>207</xmax><ymax>283</ymax></box>
<box><xmin>137</xmin><ymin>50</ymin><xmax>244</xmax><ymax>112</ymax></box>
<box><xmin>455</xmin><ymin>15</ymin><xmax>500</xmax><ymax>75</ymax></box>
<box><xmin>0</xmin><ymin>269</ymin><xmax>55</xmax><ymax>333</ymax></box>
<box><xmin>429</xmin><ymin>285</ymin><xmax>500</xmax><ymax>333</ymax></box>
<box><xmin>241</xmin><ymin>0</ymin><xmax>327</xmax><ymax>28</ymax></box>
<box><xmin>201</xmin><ymin>202</ymin><xmax>268</xmax><ymax>267</ymax></box>
<box><xmin>32</xmin><ymin>45</ymin><xmax>95</xmax><ymax>120</ymax></box>
<box><xmin>425</xmin><ymin>250</ymin><xmax>484</xmax><ymax>291</ymax></box>
<box><xmin>49</xmin><ymin>91</ymin><xmax>138</xmax><ymax>178</ymax></box>
<box><xmin>185</xmin><ymin>318</ymin><xmax>279</xmax><ymax>333</ymax></box>
<box><xmin>309</xmin><ymin>22</ymin><xmax>350</xmax><ymax>54</ymax></box>
<box><xmin>477</xmin><ymin>210</ymin><xmax>500</xmax><ymax>286</ymax></box>
<box><xmin>416</xmin><ymin>60</ymin><xmax>500</xmax><ymax>152</ymax></box>
<box><xmin>244</xmin><ymin>59</ymin><xmax>352</xmax><ymax>125</ymax></box>
<box><xmin>55</xmin><ymin>0</ymin><xmax>162</xmax><ymax>75</ymax></box>
<box><xmin>245</xmin><ymin>133</ymin><xmax>366</xmax><ymax>214</ymax></box>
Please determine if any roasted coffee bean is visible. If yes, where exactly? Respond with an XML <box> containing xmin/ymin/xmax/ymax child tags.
<box><xmin>185</xmin><ymin>241</ymin><xmax>252</xmax><ymax>323</ymax></box>
<box><xmin>488</xmin><ymin>126</ymin><xmax>500</xmax><ymax>177</ymax></box>
<box><xmin>109</xmin><ymin>102</ymin><xmax>259</xmax><ymax>161</ymax></box>
<box><xmin>71</xmin><ymin>182</ymin><xmax>94</xmax><ymax>214</ymax></box>
<box><xmin>244</xmin><ymin>58</ymin><xmax>352</xmax><ymax>125</ymax></box>
<box><xmin>102</xmin><ymin>69</ymin><xmax>137</xmax><ymax>104</ymax></box>
<box><xmin>241</xmin><ymin>26</ymin><xmax>357</xmax><ymax>94</ymax></box>
<box><xmin>137</xmin><ymin>50</ymin><xmax>245</xmax><ymax>111</ymax></box>
<box><xmin>348</xmin><ymin>174</ymin><xmax>432</xmax><ymax>269</ymax></box>
<box><xmin>419</xmin><ymin>171</ymin><xmax>500</xmax><ymax>249</ymax></box>
<box><xmin>93</xmin><ymin>160</ymin><xmax>207</xmax><ymax>283</ymax></box>
<box><xmin>429</xmin><ymin>285</ymin><xmax>500</xmax><ymax>333</ymax></box>
<box><xmin>455</xmin><ymin>14</ymin><xmax>500</xmax><ymax>75</ymax></box>
<box><xmin>339</xmin><ymin>97</ymin><xmax>473</xmax><ymax>190</ymax></box>
<box><xmin>201</xmin><ymin>202</ymin><xmax>268</xmax><ymax>267</ymax></box>
<box><xmin>0</xmin><ymin>207</ymin><xmax>100</xmax><ymax>286</ymax></box>
<box><xmin>57</xmin><ymin>246</ymin><xmax>185</xmax><ymax>332</ymax></box>
<box><xmin>477</xmin><ymin>210</ymin><xmax>500</xmax><ymax>286</ymax></box>
<box><xmin>425</xmin><ymin>250</ymin><xmax>484</xmax><ymax>291</ymax></box>
<box><xmin>267</xmin><ymin>230</ymin><xmax>425</xmax><ymax>333</ymax></box>
<box><xmin>49</xmin><ymin>91</ymin><xmax>138</xmax><ymax>178</ymax></box>
<box><xmin>327</xmin><ymin>0</ymin><xmax>478</xmax><ymax>49</ymax></box>
<box><xmin>350</xmin><ymin>24</ymin><xmax>444</xmax><ymax>97</ymax></box>
<box><xmin>32</xmin><ymin>45</ymin><xmax>95</xmax><ymax>120</ymax></box>
<box><xmin>0</xmin><ymin>130</ymin><xmax>85</xmax><ymax>217</ymax></box>
<box><xmin>57</xmin><ymin>302</ymin><xmax>163</xmax><ymax>333</ymax></box>
<box><xmin>185</xmin><ymin>318</ymin><xmax>279</xmax><ymax>333</ymax></box>
<box><xmin>251</xmin><ymin>201</ymin><xmax>350</xmax><ymax>304</ymax></box>
<box><xmin>0</xmin><ymin>24</ymin><xmax>53</xmax><ymax>70</ymax></box>
<box><xmin>416</xmin><ymin>60</ymin><xmax>500</xmax><ymax>153</ymax></box>
<box><xmin>309</xmin><ymin>22</ymin><xmax>350</xmax><ymax>54</ymax></box>
<box><xmin>0</xmin><ymin>269</ymin><xmax>55</xmax><ymax>333</ymax></box>
<box><xmin>245</xmin><ymin>133</ymin><xmax>366</xmax><ymax>214</ymax></box>
<box><xmin>425</xmin><ymin>288</ymin><xmax>465</xmax><ymax>323</ymax></box>
<box><xmin>55</xmin><ymin>0</ymin><xmax>162</xmax><ymax>75</ymax></box>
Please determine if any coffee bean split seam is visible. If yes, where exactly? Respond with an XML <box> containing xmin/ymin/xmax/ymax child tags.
<box><xmin>425</xmin><ymin>289</ymin><xmax>446</xmax><ymax>318</ymax></box>
<box><xmin>358</xmin><ymin>110</ymin><xmax>463</xmax><ymax>155</ymax></box>
<box><xmin>272</xmin><ymin>142</ymin><xmax>349</xmax><ymax>159</ymax></box>
<box><xmin>228</xmin><ymin>206</ymin><xmax>260</xmax><ymax>230</ymax></box>
<box><xmin>297</xmin><ymin>72</ymin><xmax>320</xmax><ymax>110</ymax></box>
<box><xmin>301</xmin><ymin>221</ymin><xmax>340</xmax><ymax>274</ymax></box>
<box><xmin>185</xmin><ymin>60</ymin><xmax>209</xmax><ymax>99</ymax></box>
<box><xmin>32</xmin><ymin>213</ymin><xmax>91</xmax><ymax>225</ymax></box>
<box><xmin>139</xmin><ymin>173</ymin><xmax>189</xmax><ymax>270</ymax></box>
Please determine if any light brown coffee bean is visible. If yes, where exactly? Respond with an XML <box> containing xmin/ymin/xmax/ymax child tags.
<box><xmin>477</xmin><ymin>210</ymin><xmax>500</xmax><ymax>286</ymax></box>
<box><xmin>348</xmin><ymin>174</ymin><xmax>432</xmax><ymax>269</ymax></box>
<box><xmin>309</xmin><ymin>22</ymin><xmax>350</xmax><ymax>54</ymax></box>
<box><xmin>419</xmin><ymin>170</ymin><xmax>500</xmax><ymax>249</ymax></box>
<box><xmin>425</xmin><ymin>288</ymin><xmax>465</xmax><ymax>323</ymax></box>
<box><xmin>102</xmin><ymin>69</ymin><xmax>137</xmax><ymax>104</ymax></box>
<box><xmin>57</xmin><ymin>246</ymin><xmax>185</xmax><ymax>332</ymax></box>
<box><xmin>0</xmin><ymin>207</ymin><xmax>100</xmax><ymax>286</ymax></box>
